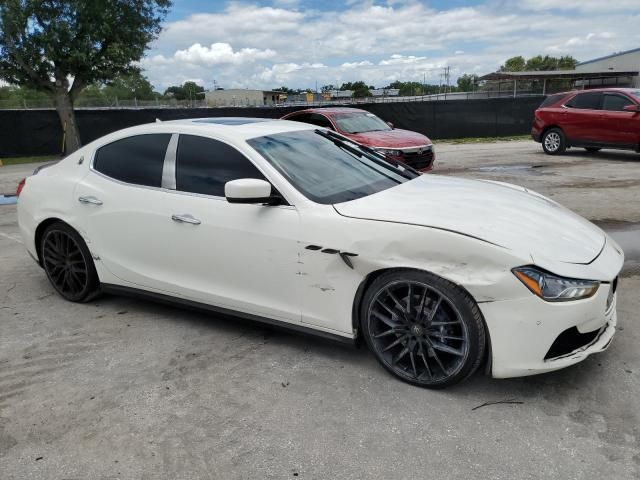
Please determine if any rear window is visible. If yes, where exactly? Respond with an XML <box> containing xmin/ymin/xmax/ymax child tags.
<box><xmin>94</xmin><ymin>134</ymin><xmax>171</xmax><ymax>187</ymax></box>
<box><xmin>539</xmin><ymin>94</ymin><xmax>566</xmax><ymax>108</ymax></box>
<box><xmin>565</xmin><ymin>92</ymin><xmax>603</xmax><ymax>110</ymax></box>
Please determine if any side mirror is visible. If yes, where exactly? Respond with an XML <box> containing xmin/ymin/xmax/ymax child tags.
<box><xmin>386</xmin><ymin>121</ymin><xmax>394</xmax><ymax>129</ymax></box>
<box><xmin>225</xmin><ymin>179</ymin><xmax>272</xmax><ymax>204</ymax></box>
<box><xmin>623</xmin><ymin>104</ymin><xmax>640</xmax><ymax>113</ymax></box>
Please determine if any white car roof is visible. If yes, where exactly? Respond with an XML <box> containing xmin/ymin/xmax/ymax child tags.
<box><xmin>82</xmin><ymin>117</ymin><xmax>317</xmax><ymax>151</ymax></box>
<box><xmin>160</xmin><ymin>117</ymin><xmax>315</xmax><ymax>140</ymax></box>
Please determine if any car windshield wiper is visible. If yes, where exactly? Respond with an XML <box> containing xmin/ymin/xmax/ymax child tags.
<box><xmin>314</xmin><ymin>129</ymin><xmax>419</xmax><ymax>179</ymax></box>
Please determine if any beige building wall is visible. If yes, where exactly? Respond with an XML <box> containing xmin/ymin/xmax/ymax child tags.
<box><xmin>205</xmin><ymin>89</ymin><xmax>280</xmax><ymax>107</ymax></box>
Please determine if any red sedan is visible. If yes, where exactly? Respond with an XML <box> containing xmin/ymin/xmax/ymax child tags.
<box><xmin>532</xmin><ymin>88</ymin><xmax>640</xmax><ymax>155</ymax></box>
<box><xmin>281</xmin><ymin>107</ymin><xmax>435</xmax><ymax>171</ymax></box>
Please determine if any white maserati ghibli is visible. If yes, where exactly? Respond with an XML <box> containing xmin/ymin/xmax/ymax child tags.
<box><xmin>17</xmin><ymin>117</ymin><xmax>624</xmax><ymax>388</ymax></box>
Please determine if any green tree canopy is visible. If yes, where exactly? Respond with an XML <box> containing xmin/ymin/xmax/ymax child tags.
<box><xmin>500</xmin><ymin>56</ymin><xmax>526</xmax><ymax>72</ymax></box>
<box><xmin>500</xmin><ymin>55</ymin><xmax>577</xmax><ymax>72</ymax></box>
<box><xmin>456</xmin><ymin>74</ymin><xmax>479</xmax><ymax>91</ymax></box>
<box><xmin>340</xmin><ymin>81</ymin><xmax>373</xmax><ymax>97</ymax></box>
<box><xmin>0</xmin><ymin>0</ymin><xmax>171</xmax><ymax>153</ymax></box>
<box><xmin>164</xmin><ymin>81</ymin><xmax>205</xmax><ymax>101</ymax></box>
<box><xmin>104</xmin><ymin>71</ymin><xmax>157</xmax><ymax>100</ymax></box>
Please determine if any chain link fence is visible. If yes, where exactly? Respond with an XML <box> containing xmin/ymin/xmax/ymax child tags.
<box><xmin>0</xmin><ymin>82</ymin><xmax>555</xmax><ymax>110</ymax></box>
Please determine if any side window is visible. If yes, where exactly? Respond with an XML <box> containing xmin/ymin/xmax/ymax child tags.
<box><xmin>565</xmin><ymin>92</ymin><xmax>603</xmax><ymax>110</ymax></box>
<box><xmin>93</xmin><ymin>134</ymin><xmax>171</xmax><ymax>187</ymax></box>
<box><xmin>539</xmin><ymin>93</ymin><xmax>566</xmax><ymax>108</ymax></box>
<box><xmin>602</xmin><ymin>94</ymin><xmax>635</xmax><ymax>112</ymax></box>
<box><xmin>287</xmin><ymin>113</ymin><xmax>310</xmax><ymax>123</ymax></box>
<box><xmin>307</xmin><ymin>114</ymin><xmax>334</xmax><ymax>129</ymax></box>
<box><xmin>176</xmin><ymin>135</ymin><xmax>266</xmax><ymax>197</ymax></box>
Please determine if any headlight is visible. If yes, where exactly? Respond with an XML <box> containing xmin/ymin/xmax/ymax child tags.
<box><xmin>374</xmin><ymin>148</ymin><xmax>402</xmax><ymax>157</ymax></box>
<box><xmin>513</xmin><ymin>266</ymin><xmax>599</xmax><ymax>302</ymax></box>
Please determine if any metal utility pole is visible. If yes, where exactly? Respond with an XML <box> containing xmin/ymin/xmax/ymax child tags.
<box><xmin>443</xmin><ymin>66</ymin><xmax>451</xmax><ymax>95</ymax></box>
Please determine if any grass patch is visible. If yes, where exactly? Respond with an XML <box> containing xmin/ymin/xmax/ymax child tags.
<box><xmin>436</xmin><ymin>135</ymin><xmax>531</xmax><ymax>144</ymax></box>
<box><xmin>0</xmin><ymin>155</ymin><xmax>58</xmax><ymax>166</ymax></box>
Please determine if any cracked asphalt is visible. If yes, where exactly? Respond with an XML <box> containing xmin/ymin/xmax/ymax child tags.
<box><xmin>1</xmin><ymin>140</ymin><xmax>639</xmax><ymax>479</ymax></box>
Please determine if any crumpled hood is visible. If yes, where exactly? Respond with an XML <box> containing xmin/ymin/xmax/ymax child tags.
<box><xmin>347</xmin><ymin>128</ymin><xmax>431</xmax><ymax>148</ymax></box>
<box><xmin>333</xmin><ymin>175</ymin><xmax>606</xmax><ymax>264</ymax></box>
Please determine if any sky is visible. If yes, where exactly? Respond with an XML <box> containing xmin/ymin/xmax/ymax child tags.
<box><xmin>140</xmin><ymin>0</ymin><xmax>640</xmax><ymax>91</ymax></box>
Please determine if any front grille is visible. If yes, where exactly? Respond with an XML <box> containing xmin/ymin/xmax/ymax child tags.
<box><xmin>401</xmin><ymin>148</ymin><xmax>434</xmax><ymax>170</ymax></box>
<box><xmin>544</xmin><ymin>326</ymin><xmax>601</xmax><ymax>360</ymax></box>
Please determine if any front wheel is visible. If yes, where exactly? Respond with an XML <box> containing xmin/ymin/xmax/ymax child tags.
<box><xmin>542</xmin><ymin>128</ymin><xmax>566</xmax><ymax>155</ymax></box>
<box><xmin>41</xmin><ymin>222</ymin><xmax>100</xmax><ymax>302</ymax></box>
<box><xmin>361</xmin><ymin>270</ymin><xmax>486</xmax><ymax>389</ymax></box>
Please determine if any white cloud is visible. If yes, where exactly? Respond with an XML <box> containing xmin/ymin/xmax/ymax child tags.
<box><xmin>174</xmin><ymin>43</ymin><xmax>276</xmax><ymax>65</ymax></box>
<box><xmin>546</xmin><ymin>32</ymin><xmax>616</xmax><ymax>53</ymax></box>
<box><xmin>140</xmin><ymin>1</ymin><xmax>640</xmax><ymax>90</ymax></box>
<box><xmin>341</xmin><ymin>61</ymin><xmax>374</xmax><ymax>69</ymax></box>
<box><xmin>516</xmin><ymin>0</ymin><xmax>640</xmax><ymax>13</ymax></box>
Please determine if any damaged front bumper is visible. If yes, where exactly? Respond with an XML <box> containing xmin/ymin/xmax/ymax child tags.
<box><xmin>479</xmin><ymin>285</ymin><xmax>618</xmax><ymax>379</ymax></box>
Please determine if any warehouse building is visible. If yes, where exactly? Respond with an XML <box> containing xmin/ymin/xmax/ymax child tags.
<box><xmin>480</xmin><ymin>47</ymin><xmax>640</xmax><ymax>94</ymax></box>
<box><xmin>205</xmin><ymin>89</ymin><xmax>284</xmax><ymax>107</ymax></box>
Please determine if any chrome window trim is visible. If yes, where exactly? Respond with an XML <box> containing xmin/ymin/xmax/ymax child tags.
<box><xmin>87</xmin><ymin>132</ymin><xmax>295</xmax><ymax>209</ymax></box>
<box><xmin>161</xmin><ymin>134</ymin><xmax>179</xmax><ymax>190</ymax></box>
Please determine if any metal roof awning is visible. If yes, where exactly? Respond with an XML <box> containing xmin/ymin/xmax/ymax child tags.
<box><xmin>479</xmin><ymin>70</ymin><xmax>638</xmax><ymax>81</ymax></box>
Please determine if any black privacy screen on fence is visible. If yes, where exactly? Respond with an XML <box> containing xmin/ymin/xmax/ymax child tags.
<box><xmin>0</xmin><ymin>97</ymin><xmax>544</xmax><ymax>157</ymax></box>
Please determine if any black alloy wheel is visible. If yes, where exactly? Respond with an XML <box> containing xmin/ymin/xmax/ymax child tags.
<box><xmin>362</xmin><ymin>270</ymin><xmax>486</xmax><ymax>388</ymax></box>
<box><xmin>41</xmin><ymin>222</ymin><xmax>99</xmax><ymax>302</ymax></box>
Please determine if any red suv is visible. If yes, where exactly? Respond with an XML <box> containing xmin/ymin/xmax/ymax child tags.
<box><xmin>281</xmin><ymin>107</ymin><xmax>435</xmax><ymax>171</ymax></box>
<box><xmin>532</xmin><ymin>88</ymin><xmax>640</xmax><ymax>155</ymax></box>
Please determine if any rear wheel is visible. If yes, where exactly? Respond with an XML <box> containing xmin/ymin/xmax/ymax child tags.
<box><xmin>361</xmin><ymin>270</ymin><xmax>486</xmax><ymax>389</ymax></box>
<box><xmin>542</xmin><ymin>128</ymin><xmax>566</xmax><ymax>155</ymax></box>
<box><xmin>584</xmin><ymin>147</ymin><xmax>601</xmax><ymax>153</ymax></box>
<box><xmin>41</xmin><ymin>222</ymin><xmax>100</xmax><ymax>302</ymax></box>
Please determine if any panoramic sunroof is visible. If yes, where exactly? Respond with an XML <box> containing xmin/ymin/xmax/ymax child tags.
<box><xmin>192</xmin><ymin>118</ymin><xmax>272</xmax><ymax>125</ymax></box>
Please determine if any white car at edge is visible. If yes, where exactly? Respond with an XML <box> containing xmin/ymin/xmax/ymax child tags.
<box><xmin>17</xmin><ymin>117</ymin><xmax>624</xmax><ymax>388</ymax></box>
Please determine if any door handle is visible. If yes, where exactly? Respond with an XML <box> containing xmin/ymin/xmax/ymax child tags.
<box><xmin>171</xmin><ymin>214</ymin><xmax>201</xmax><ymax>225</ymax></box>
<box><xmin>78</xmin><ymin>195</ymin><xmax>103</xmax><ymax>205</ymax></box>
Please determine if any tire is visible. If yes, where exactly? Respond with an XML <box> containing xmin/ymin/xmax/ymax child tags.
<box><xmin>361</xmin><ymin>270</ymin><xmax>486</xmax><ymax>389</ymax></box>
<box><xmin>584</xmin><ymin>147</ymin><xmax>601</xmax><ymax>153</ymax></box>
<box><xmin>40</xmin><ymin>221</ymin><xmax>100</xmax><ymax>302</ymax></box>
<box><xmin>541</xmin><ymin>128</ymin><xmax>566</xmax><ymax>155</ymax></box>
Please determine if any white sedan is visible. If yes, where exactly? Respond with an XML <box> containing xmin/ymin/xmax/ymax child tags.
<box><xmin>17</xmin><ymin>118</ymin><xmax>624</xmax><ymax>388</ymax></box>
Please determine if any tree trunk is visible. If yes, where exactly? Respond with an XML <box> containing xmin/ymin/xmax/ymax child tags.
<box><xmin>53</xmin><ymin>89</ymin><xmax>81</xmax><ymax>154</ymax></box>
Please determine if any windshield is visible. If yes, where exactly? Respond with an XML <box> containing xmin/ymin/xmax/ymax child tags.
<box><xmin>247</xmin><ymin>130</ymin><xmax>411</xmax><ymax>204</ymax></box>
<box><xmin>332</xmin><ymin>112</ymin><xmax>391</xmax><ymax>134</ymax></box>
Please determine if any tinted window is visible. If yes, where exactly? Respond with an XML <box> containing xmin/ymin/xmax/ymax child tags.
<box><xmin>565</xmin><ymin>92</ymin><xmax>602</xmax><ymax>110</ymax></box>
<box><xmin>602</xmin><ymin>94</ymin><xmax>634</xmax><ymax>111</ymax></box>
<box><xmin>94</xmin><ymin>134</ymin><xmax>171</xmax><ymax>187</ymax></box>
<box><xmin>287</xmin><ymin>113</ymin><xmax>311</xmax><ymax>123</ymax></box>
<box><xmin>307</xmin><ymin>114</ymin><xmax>333</xmax><ymax>129</ymax></box>
<box><xmin>539</xmin><ymin>94</ymin><xmax>566</xmax><ymax>108</ymax></box>
<box><xmin>286</xmin><ymin>112</ymin><xmax>332</xmax><ymax>128</ymax></box>
<box><xmin>176</xmin><ymin>135</ymin><xmax>266</xmax><ymax>197</ymax></box>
